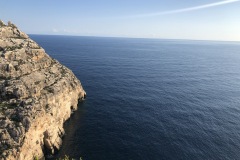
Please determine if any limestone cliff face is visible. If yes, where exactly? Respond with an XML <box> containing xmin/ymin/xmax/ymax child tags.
<box><xmin>0</xmin><ymin>21</ymin><xmax>86</xmax><ymax>160</ymax></box>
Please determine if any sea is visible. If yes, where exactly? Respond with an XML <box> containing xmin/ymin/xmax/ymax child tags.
<box><xmin>30</xmin><ymin>35</ymin><xmax>240</xmax><ymax>160</ymax></box>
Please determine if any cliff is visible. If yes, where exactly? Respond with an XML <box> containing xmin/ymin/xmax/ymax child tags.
<box><xmin>0</xmin><ymin>21</ymin><xmax>86</xmax><ymax>159</ymax></box>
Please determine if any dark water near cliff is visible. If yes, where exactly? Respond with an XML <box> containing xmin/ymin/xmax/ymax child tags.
<box><xmin>30</xmin><ymin>35</ymin><xmax>240</xmax><ymax>160</ymax></box>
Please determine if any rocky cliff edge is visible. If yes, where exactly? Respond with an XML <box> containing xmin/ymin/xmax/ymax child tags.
<box><xmin>0</xmin><ymin>20</ymin><xmax>86</xmax><ymax>159</ymax></box>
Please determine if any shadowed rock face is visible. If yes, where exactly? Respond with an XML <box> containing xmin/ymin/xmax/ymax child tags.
<box><xmin>0</xmin><ymin>21</ymin><xmax>86</xmax><ymax>160</ymax></box>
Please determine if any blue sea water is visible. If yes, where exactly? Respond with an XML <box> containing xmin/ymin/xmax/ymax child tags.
<box><xmin>30</xmin><ymin>35</ymin><xmax>240</xmax><ymax>160</ymax></box>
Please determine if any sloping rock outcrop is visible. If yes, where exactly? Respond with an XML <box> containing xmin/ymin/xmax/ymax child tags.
<box><xmin>0</xmin><ymin>20</ymin><xmax>86</xmax><ymax>160</ymax></box>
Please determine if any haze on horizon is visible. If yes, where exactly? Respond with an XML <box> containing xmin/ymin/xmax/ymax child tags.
<box><xmin>1</xmin><ymin>0</ymin><xmax>240</xmax><ymax>41</ymax></box>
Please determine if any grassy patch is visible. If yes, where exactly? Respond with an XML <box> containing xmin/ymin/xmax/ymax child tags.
<box><xmin>0</xmin><ymin>103</ymin><xmax>17</xmax><ymax>112</ymax></box>
<box><xmin>34</xmin><ymin>81</ymin><xmax>41</xmax><ymax>85</ymax></box>
<box><xmin>4</xmin><ymin>45</ymin><xmax>23</xmax><ymax>51</ymax></box>
<box><xmin>45</xmin><ymin>86</ymin><xmax>54</xmax><ymax>93</ymax></box>
<box><xmin>58</xmin><ymin>155</ymin><xmax>83</xmax><ymax>160</ymax></box>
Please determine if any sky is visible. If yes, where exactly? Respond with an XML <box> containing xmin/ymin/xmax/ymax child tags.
<box><xmin>0</xmin><ymin>0</ymin><xmax>240</xmax><ymax>41</ymax></box>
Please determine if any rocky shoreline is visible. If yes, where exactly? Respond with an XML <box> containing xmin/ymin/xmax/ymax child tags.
<box><xmin>0</xmin><ymin>21</ymin><xmax>86</xmax><ymax>160</ymax></box>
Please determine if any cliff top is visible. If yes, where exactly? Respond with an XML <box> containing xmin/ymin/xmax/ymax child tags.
<box><xmin>0</xmin><ymin>20</ymin><xmax>28</xmax><ymax>39</ymax></box>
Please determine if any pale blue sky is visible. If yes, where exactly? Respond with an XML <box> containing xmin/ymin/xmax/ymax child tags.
<box><xmin>1</xmin><ymin>0</ymin><xmax>240</xmax><ymax>41</ymax></box>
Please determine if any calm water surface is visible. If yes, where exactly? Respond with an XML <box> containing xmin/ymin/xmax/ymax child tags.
<box><xmin>31</xmin><ymin>35</ymin><xmax>240</xmax><ymax>160</ymax></box>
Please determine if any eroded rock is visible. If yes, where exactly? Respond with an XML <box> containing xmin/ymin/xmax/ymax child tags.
<box><xmin>0</xmin><ymin>20</ymin><xmax>86</xmax><ymax>160</ymax></box>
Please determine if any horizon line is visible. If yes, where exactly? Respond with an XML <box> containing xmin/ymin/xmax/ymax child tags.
<box><xmin>28</xmin><ymin>33</ymin><xmax>240</xmax><ymax>43</ymax></box>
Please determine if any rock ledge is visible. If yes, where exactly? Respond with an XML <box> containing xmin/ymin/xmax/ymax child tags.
<box><xmin>0</xmin><ymin>20</ymin><xmax>86</xmax><ymax>160</ymax></box>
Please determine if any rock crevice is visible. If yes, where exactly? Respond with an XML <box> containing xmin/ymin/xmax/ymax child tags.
<box><xmin>0</xmin><ymin>21</ymin><xmax>86</xmax><ymax>160</ymax></box>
